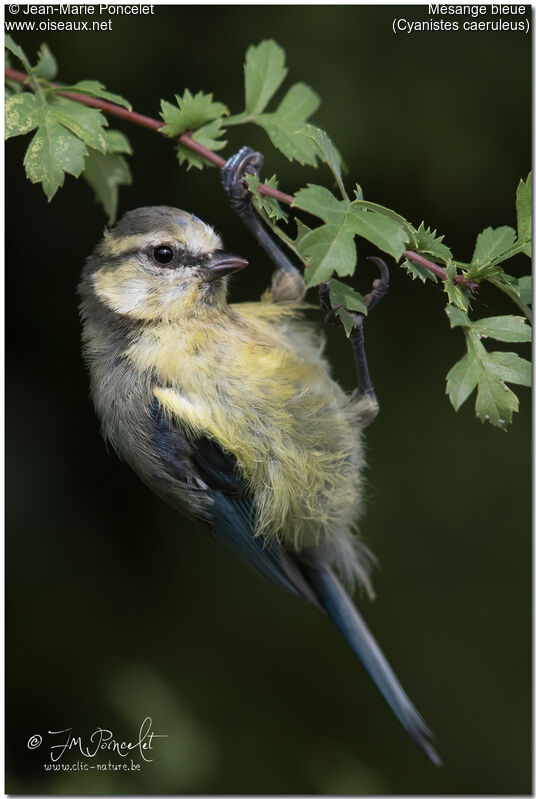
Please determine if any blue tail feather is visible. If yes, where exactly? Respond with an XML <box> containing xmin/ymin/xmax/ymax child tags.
<box><xmin>299</xmin><ymin>561</ymin><xmax>442</xmax><ymax>766</ymax></box>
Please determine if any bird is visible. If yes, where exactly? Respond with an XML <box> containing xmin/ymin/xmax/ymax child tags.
<box><xmin>78</xmin><ymin>146</ymin><xmax>440</xmax><ymax>766</ymax></box>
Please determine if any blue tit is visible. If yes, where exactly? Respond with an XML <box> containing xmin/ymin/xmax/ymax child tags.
<box><xmin>78</xmin><ymin>147</ymin><xmax>440</xmax><ymax>766</ymax></box>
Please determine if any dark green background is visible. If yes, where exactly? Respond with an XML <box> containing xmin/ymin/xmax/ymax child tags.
<box><xmin>6</xmin><ymin>4</ymin><xmax>531</xmax><ymax>795</ymax></box>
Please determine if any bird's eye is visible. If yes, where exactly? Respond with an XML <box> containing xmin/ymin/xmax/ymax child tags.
<box><xmin>153</xmin><ymin>245</ymin><xmax>174</xmax><ymax>265</ymax></box>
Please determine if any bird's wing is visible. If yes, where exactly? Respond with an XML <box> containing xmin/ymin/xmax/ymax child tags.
<box><xmin>150</xmin><ymin>398</ymin><xmax>320</xmax><ymax>607</ymax></box>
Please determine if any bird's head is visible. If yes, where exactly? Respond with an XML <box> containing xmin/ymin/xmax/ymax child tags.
<box><xmin>82</xmin><ymin>206</ymin><xmax>248</xmax><ymax>322</ymax></box>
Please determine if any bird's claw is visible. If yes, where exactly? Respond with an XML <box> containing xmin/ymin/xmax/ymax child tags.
<box><xmin>221</xmin><ymin>146</ymin><xmax>264</xmax><ymax>213</ymax></box>
<box><xmin>319</xmin><ymin>258</ymin><xmax>390</xmax><ymax>329</ymax></box>
<box><xmin>363</xmin><ymin>257</ymin><xmax>389</xmax><ymax>313</ymax></box>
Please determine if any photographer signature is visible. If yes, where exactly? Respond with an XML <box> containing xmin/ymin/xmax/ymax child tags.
<box><xmin>27</xmin><ymin>717</ymin><xmax>168</xmax><ymax>763</ymax></box>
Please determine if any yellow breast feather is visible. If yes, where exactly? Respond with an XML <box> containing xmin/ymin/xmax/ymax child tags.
<box><xmin>136</xmin><ymin>304</ymin><xmax>364</xmax><ymax>555</ymax></box>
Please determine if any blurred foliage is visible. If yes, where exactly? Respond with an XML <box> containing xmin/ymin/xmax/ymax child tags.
<box><xmin>5</xmin><ymin>5</ymin><xmax>530</xmax><ymax>795</ymax></box>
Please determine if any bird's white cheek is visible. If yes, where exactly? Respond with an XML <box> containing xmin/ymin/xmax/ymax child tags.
<box><xmin>93</xmin><ymin>262</ymin><xmax>189</xmax><ymax>319</ymax></box>
<box><xmin>93</xmin><ymin>268</ymin><xmax>151</xmax><ymax>313</ymax></box>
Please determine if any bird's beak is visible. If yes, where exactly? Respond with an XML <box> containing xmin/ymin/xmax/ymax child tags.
<box><xmin>204</xmin><ymin>249</ymin><xmax>248</xmax><ymax>281</ymax></box>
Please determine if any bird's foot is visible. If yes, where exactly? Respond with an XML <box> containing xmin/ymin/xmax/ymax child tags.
<box><xmin>221</xmin><ymin>146</ymin><xmax>264</xmax><ymax>214</ymax></box>
<box><xmin>319</xmin><ymin>257</ymin><xmax>390</xmax><ymax>330</ymax></box>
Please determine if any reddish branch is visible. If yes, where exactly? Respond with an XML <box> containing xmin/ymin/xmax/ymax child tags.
<box><xmin>5</xmin><ymin>66</ymin><xmax>474</xmax><ymax>289</ymax></box>
<box><xmin>403</xmin><ymin>249</ymin><xmax>477</xmax><ymax>290</ymax></box>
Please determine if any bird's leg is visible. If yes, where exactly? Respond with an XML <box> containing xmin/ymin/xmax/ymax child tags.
<box><xmin>321</xmin><ymin>258</ymin><xmax>389</xmax><ymax>427</ymax></box>
<box><xmin>221</xmin><ymin>147</ymin><xmax>387</xmax><ymax>425</ymax></box>
<box><xmin>221</xmin><ymin>146</ymin><xmax>306</xmax><ymax>302</ymax></box>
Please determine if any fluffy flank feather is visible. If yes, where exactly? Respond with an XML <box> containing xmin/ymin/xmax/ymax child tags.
<box><xmin>126</xmin><ymin>299</ymin><xmax>369</xmax><ymax>589</ymax></box>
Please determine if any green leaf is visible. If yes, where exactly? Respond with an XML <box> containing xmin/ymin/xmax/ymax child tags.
<box><xmin>293</xmin><ymin>186</ymin><xmax>358</xmax><ymax>284</ymax></box>
<box><xmin>516</xmin><ymin>173</ymin><xmax>531</xmax><ymax>243</ymax></box>
<box><xmin>4</xmin><ymin>35</ymin><xmax>34</xmax><ymax>78</ymax></box>
<box><xmin>160</xmin><ymin>90</ymin><xmax>228</xmax><ymax>137</ymax></box>
<box><xmin>446</xmin><ymin>351</ymin><xmax>480</xmax><ymax>411</ymax></box>
<box><xmin>23</xmin><ymin>116</ymin><xmax>87</xmax><ymax>200</ymax></box>
<box><xmin>10</xmin><ymin>90</ymin><xmax>113</xmax><ymax>199</ymax></box>
<box><xmin>294</xmin><ymin>218</ymin><xmax>311</xmax><ymax>246</ymax></box>
<box><xmin>293</xmin><ymin>184</ymin><xmax>342</xmax><ymax>222</ymax></box>
<box><xmin>104</xmin><ymin>129</ymin><xmax>132</xmax><ymax>155</ymax></box>
<box><xmin>5</xmin><ymin>79</ymin><xmax>23</xmax><ymax>97</ymax></box>
<box><xmin>337</xmin><ymin>307</ymin><xmax>359</xmax><ymax>337</ymax></box>
<box><xmin>48</xmin><ymin>96</ymin><xmax>108</xmax><ymax>153</ymax></box>
<box><xmin>470</xmin><ymin>315</ymin><xmax>531</xmax><ymax>343</ymax></box>
<box><xmin>464</xmin><ymin>178</ymin><xmax>531</xmax><ymax>281</ymax></box>
<box><xmin>446</xmin><ymin>305</ymin><xmax>531</xmax><ymax>343</ymax></box>
<box><xmin>402</xmin><ymin>258</ymin><xmax>438</xmax><ymax>283</ymax></box>
<box><xmin>518</xmin><ymin>275</ymin><xmax>532</xmax><ymax>307</ymax></box>
<box><xmin>245</xmin><ymin>173</ymin><xmax>288</xmax><ymax>222</ymax></box>
<box><xmin>349</xmin><ymin>206</ymin><xmax>410</xmax><ymax>261</ymax></box>
<box><xmin>471</xmin><ymin>225</ymin><xmax>517</xmax><ymax>267</ymax></box>
<box><xmin>193</xmin><ymin>118</ymin><xmax>227</xmax><ymax>150</ymax></box>
<box><xmin>5</xmin><ymin>92</ymin><xmax>40</xmax><ymax>138</ymax></box>
<box><xmin>446</xmin><ymin>317</ymin><xmax>529</xmax><ymax>427</ymax></box>
<box><xmin>255</xmin><ymin>83</ymin><xmax>320</xmax><ymax>165</ymax></box>
<box><xmin>256</xmin><ymin>115</ymin><xmax>318</xmax><ymax>165</ymax></box>
<box><xmin>483</xmin><ymin>351</ymin><xmax>531</xmax><ymax>386</ymax></box>
<box><xmin>466</xmin><ymin>262</ymin><xmax>507</xmax><ymax>281</ymax></box>
<box><xmin>228</xmin><ymin>41</ymin><xmax>320</xmax><ymax>164</ymax></box>
<box><xmin>33</xmin><ymin>43</ymin><xmax>57</xmax><ymax>80</ymax></box>
<box><xmin>445</xmin><ymin>304</ymin><xmax>470</xmax><ymax>329</ymax></box>
<box><xmin>298</xmin><ymin>221</ymin><xmax>357</xmax><ymax>285</ymax></box>
<box><xmin>474</xmin><ymin>366</ymin><xmax>518</xmax><ymax>428</ymax></box>
<box><xmin>446</xmin><ymin>340</ymin><xmax>520</xmax><ymax>427</ymax></box>
<box><xmin>244</xmin><ymin>40</ymin><xmax>288</xmax><ymax>116</ymax></box>
<box><xmin>83</xmin><ymin>127</ymin><xmax>132</xmax><ymax>222</ymax></box>
<box><xmin>51</xmin><ymin>80</ymin><xmax>131</xmax><ymax>110</ymax></box>
<box><xmin>413</xmin><ymin>222</ymin><xmax>453</xmax><ymax>263</ymax></box>
<box><xmin>329</xmin><ymin>278</ymin><xmax>367</xmax><ymax>317</ymax></box>
<box><xmin>270</xmin><ymin>80</ymin><xmax>319</xmax><ymax>124</ymax></box>
<box><xmin>176</xmin><ymin>118</ymin><xmax>227</xmax><ymax>170</ymax></box>
<box><xmin>487</xmin><ymin>272</ymin><xmax>531</xmax><ymax>321</ymax></box>
<box><xmin>354</xmin><ymin>197</ymin><xmax>416</xmax><ymax>242</ymax></box>
<box><xmin>444</xmin><ymin>262</ymin><xmax>470</xmax><ymax>311</ymax></box>
<box><xmin>297</xmin><ymin>124</ymin><xmax>346</xmax><ymax>197</ymax></box>
<box><xmin>4</xmin><ymin>51</ymin><xmax>122</xmax><ymax>200</ymax></box>
<box><xmin>490</xmin><ymin>271</ymin><xmax>521</xmax><ymax>297</ymax></box>
<box><xmin>293</xmin><ymin>184</ymin><xmax>410</xmax><ymax>283</ymax></box>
